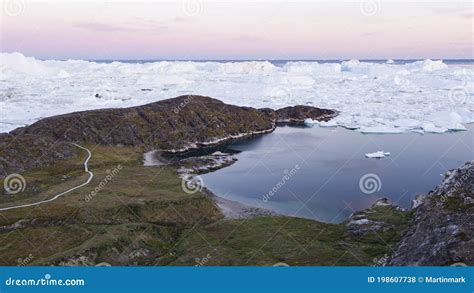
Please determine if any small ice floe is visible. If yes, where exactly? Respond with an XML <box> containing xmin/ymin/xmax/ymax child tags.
<box><xmin>211</xmin><ymin>151</ymin><xmax>228</xmax><ymax>156</ymax></box>
<box><xmin>304</xmin><ymin>118</ymin><xmax>318</xmax><ymax>126</ymax></box>
<box><xmin>421</xmin><ymin>122</ymin><xmax>448</xmax><ymax>133</ymax></box>
<box><xmin>386</xmin><ymin>59</ymin><xmax>395</xmax><ymax>64</ymax></box>
<box><xmin>304</xmin><ymin>118</ymin><xmax>338</xmax><ymax>128</ymax></box>
<box><xmin>365</xmin><ymin>151</ymin><xmax>391</xmax><ymax>159</ymax></box>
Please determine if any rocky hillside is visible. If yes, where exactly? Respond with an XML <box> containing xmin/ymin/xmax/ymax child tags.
<box><xmin>0</xmin><ymin>95</ymin><xmax>337</xmax><ymax>176</ymax></box>
<box><xmin>388</xmin><ymin>161</ymin><xmax>473</xmax><ymax>266</ymax></box>
<box><xmin>0</xmin><ymin>134</ymin><xmax>76</xmax><ymax>177</ymax></box>
<box><xmin>275</xmin><ymin>105</ymin><xmax>338</xmax><ymax>123</ymax></box>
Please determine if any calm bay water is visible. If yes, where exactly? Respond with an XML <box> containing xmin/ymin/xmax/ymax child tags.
<box><xmin>201</xmin><ymin>125</ymin><xmax>473</xmax><ymax>223</ymax></box>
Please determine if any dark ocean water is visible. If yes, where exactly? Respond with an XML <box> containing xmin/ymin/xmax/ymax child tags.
<box><xmin>200</xmin><ymin>125</ymin><xmax>473</xmax><ymax>223</ymax></box>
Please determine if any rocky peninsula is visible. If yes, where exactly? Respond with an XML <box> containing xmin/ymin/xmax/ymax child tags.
<box><xmin>0</xmin><ymin>95</ymin><xmax>471</xmax><ymax>266</ymax></box>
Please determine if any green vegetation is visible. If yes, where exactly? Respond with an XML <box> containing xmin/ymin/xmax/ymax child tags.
<box><xmin>0</xmin><ymin>145</ymin><xmax>411</xmax><ymax>266</ymax></box>
<box><xmin>443</xmin><ymin>194</ymin><xmax>474</xmax><ymax>212</ymax></box>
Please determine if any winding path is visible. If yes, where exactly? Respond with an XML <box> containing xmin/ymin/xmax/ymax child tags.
<box><xmin>0</xmin><ymin>143</ymin><xmax>94</xmax><ymax>212</ymax></box>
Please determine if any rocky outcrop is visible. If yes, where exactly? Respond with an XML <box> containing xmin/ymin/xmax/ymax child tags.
<box><xmin>275</xmin><ymin>105</ymin><xmax>338</xmax><ymax>124</ymax></box>
<box><xmin>388</xmin><ymin>161</ymin><xmax>474</xmax><ymax>266</ymax></box>
<box><xmin>345</xmin><ymin>162</ymin><xmax>473</xmax><ymax>267</ymax></box>
<box><xmin>346</xmin><ymin>198</ymin><xmax>408</xmax><ymax>237</ymax></box>
<box><xmin>0</xmin><ymin>134</ymin><xmax>75</xmax><ymax>177</ymax></box>
<box><xmin>0</xmin><ymin>95</ymin><xmax>337</xmax><ymax>176</ymax></box>
<box><xmin>9</xmin><ymin>96</ymin><xmax>274</xmax><ymax>151</ymax></box>
<box><xmin>258</xmin><ymin>105</ymin><xmax>337</xmax><ymax>124</ymax></box>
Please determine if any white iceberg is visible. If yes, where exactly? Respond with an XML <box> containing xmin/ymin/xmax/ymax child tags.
<box><xmin>405</xmin><ymin>59</ymin><xmax>448</xmax><ymax>72</ymax></box>
<box><xmin>304</xmin><ymin>118</ymin><xmax>338</xmax><ymax>128</ymax></box>
<box><xmin>365</xmin><ymin>151</ymin><xmax>391</xmax><ymax>158</ymax></box>
<box><xmin>319</xmin><ymin>120</ymin><xmax>338</xmax><ymax>127</ymax></box>
<box><xmin>0</xmin><ymin>52</ymin><xmax>472</xmax><ymax>135</ymax></box>
<box><xmin>421</xmin><ymin>123</ymin><xmax>448</xmax><ymax>133</ymax></box>
<box><xmin>304</xmin><ymin>118</ymin><xmax>318</xmax><ymax>127</ymax></box>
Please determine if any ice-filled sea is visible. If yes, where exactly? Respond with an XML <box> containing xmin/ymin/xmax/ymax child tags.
<box><xmin>0</xmin><ymin>52</ymin><xmax>473</xmax><ymax>134</ymax></box>
<box><xmin>200</xmin><ymin>124</ymin><xmax>473</xmax><ymax>223</ymax></box>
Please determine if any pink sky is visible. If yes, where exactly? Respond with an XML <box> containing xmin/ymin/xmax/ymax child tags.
<box><xmin>1</xmin><ymin>1</ymin><xmax>473</xmax><ymax>60</ymax></box>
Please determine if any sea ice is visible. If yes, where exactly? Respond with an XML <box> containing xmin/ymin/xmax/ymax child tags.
<box><xmin>0</xmin><ymin>53</ymin><xmax>472</xmax><ymax>135</ymax></box>
<box><xmin>365</xmin><ymin>151</ymin><xmax>391</xmax><ymax>158</ymax></box>
<box><xmin>304</xmin><ymin>118</ymin><xmax>318</xmax><ymax>126</ymax></box>
<box><xmin>421</xmin><ymin>123</ymin><xmax>448</xmax><ymax>133</ymax></box>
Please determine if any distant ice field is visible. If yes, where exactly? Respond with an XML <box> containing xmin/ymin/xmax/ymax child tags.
<box><xmin>0</xmin><ymin>52</ymin><xmax>473</xmax><ymax>134</ymax></box>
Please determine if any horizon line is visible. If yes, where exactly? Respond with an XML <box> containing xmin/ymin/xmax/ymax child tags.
<box><xmin>48</xmin><ymin>58</ymin><xmax>474</xmax><ymax>62</ymax></box>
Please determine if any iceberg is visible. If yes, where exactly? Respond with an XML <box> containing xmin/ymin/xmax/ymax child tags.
<box><xmin>303</xmin><ymin>118</ymin><xmax>338</xmax><ymax>127</ymax></box>
<box><xmin>404</xmin><ymin>59</ymin><xmax>448</xmax><ymax>72</ymax></box>
<box><xmin>365</xmin><ymin>151</ymin><xmax>391</xmax><ymax>158</ymax></box>
<box><xmin>304</xmin><ymin>118</ymin><xmax>318</xmax><ymax>126</ymax></box>
<box><xmin>0</xmin><ymin>52</ymin><xmax>472</xmax><ymax>135</ymax></box>
<box><xmin>421</xmin><ymin>123</ymin><xmax>448</xmax><ymax>133</ymax></box>
<box><xmin>319</xmin><ymin>120</ymin><xmax>338</xmax><ymax>127</ymax></box>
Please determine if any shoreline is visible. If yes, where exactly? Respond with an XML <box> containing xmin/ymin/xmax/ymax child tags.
<box><xmin>145</xmin><ymin>134</ymin><xmax>473</xmax><ymax>223</ymax></box>
<box><xmin>143</xmin><ymin>147</ymin><xmax>278</xmax><ymax>220</ymax></box>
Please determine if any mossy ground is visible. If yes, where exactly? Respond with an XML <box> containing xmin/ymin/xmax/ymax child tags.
<box><xmin>0</xmin><ymin>145</ymin><xmax>411</xmax><ymax>266</ymax></box>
